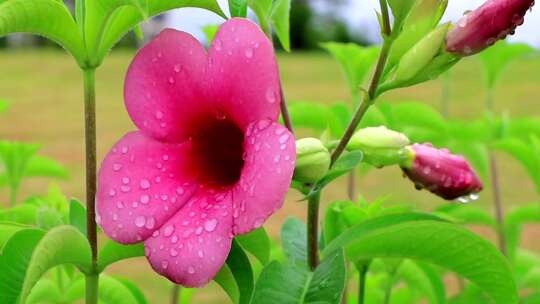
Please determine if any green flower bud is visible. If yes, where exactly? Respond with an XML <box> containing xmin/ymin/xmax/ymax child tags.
<box><xmin>294</xmin><ymin>138</ymin><xmax>331</xmax><ymax>183</ymax></box>
<box><xmin>347</xmin><ymin>126</ymin><xmax>411</xmax><ymax>167</ymax></box>
<box><xmin>395</xmin><ymin>23</ymin><xmax>450</xmax><ymax>83</ymax></box>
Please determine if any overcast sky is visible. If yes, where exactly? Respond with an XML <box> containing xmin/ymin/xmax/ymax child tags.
<box><xmin>164</xmin><ymin>0</ymin><xmax>540</xmax><ymax>47</ymax></box>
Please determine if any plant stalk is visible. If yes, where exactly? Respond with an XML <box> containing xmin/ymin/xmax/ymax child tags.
<box><xmin>307</xmin><ymin>191</ymin><xmax>321</xmax><ymax>270</ymax></box>
<box><xmin>83</xmin><ymin>68</ymin><xmax>99</xmax><ymax>304</ymax></box>
<box><xmin>357</xmin><ymin>264</ymin><xmax>368</xmax><ymax>304</ymax></box>
<box><xmin>279</xmin><ymin>85</ymin><xmax>294</xmax><ymax>134</ymax></box>
<box><xmin>171</xmin><ymin>285</ymin><xmax>181</xmax><ymax>304</ymax></box>
<box><xmin>489</xmin><ymin>153</ymin><xmax>508</xmax><ymax>256</ymax></box>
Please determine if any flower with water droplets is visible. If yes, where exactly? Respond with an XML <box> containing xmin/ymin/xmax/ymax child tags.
<box><xmin>401</xmin><ymin>143</ymin><xmax>483</xmax><ymax>200</ymax></box>
<box><xmin>446</xmin><ymin>0</ymin><xmax>535</xmax><ymax>56</ymax></box>
<box><xmin>96</xmin><ymin>18</ymin><xmax>295</xmax><ymax>287</ymax></box>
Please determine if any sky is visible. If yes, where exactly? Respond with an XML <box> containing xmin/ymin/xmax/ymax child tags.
<box><xmin>164</xmin><ymin>0</ymin><xmax>540</xmax><ymax>47</ymax></box>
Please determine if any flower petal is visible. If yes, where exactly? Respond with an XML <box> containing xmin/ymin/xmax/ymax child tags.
<box><xmin>232</xmin><ymin>120</ymin><xmax>296</xmax><ymax>234</ymax></box>
<box><xmin>144</xmin><ymin>189</ymin><xmax>233</xmax><ymax>287</ymax></box>
<box><xmin>206</xmin><ymin>18</ymin><xmax>281</xmax><ymax>129</ymax></box>
<box><xmin>124</xmin><ymin>29</ymin><xmax>208</xmax><ymax>142</ymax></box>
<box><xmin>97</xmin><ymin>132</ymin><xmax>198</xmax><ymax>244</ymax></box>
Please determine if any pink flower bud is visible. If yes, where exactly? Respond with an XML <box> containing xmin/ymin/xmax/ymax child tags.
<box><xmin>402</xmin><ymin>144</ymin><xmax>483</xmax><ymax>200</ymax></box>
<box><xmin>446</xmin><ymin>0</ymin><xmax>535</xmax><ymax>56</ymax></box>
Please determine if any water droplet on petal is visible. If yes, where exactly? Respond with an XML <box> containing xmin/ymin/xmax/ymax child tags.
<box><xmin>245</xmin><ymin>48</ymin><xmax>253</xmax><ymax>58</ymax></box>
<box><xmin>155</xmin><ymin>111</ymin><xmax>164</xmax><ymax>119</ymax></box>
<box><xmin>174</xmin><ymin>64</ymin><xmax>182</xmax><ymax>73</ymax></box>
<box><xmin>253</xmin><ymin>218</ymin><xmax>265</xmax><ymax>228</ymax></box>
<box><xmin>469</xmin><ymin>193</ymin><xmax>480</xmax><ymax>201</ymax></box>
<box><xmin>145</xmin><ymin>217</ymin><xmax>156</xmax><ymax>229</ymax></box>
<box><xmin>266</xmin><ymin>88</ymin><xmax>277</xmax><ymax>103</ymax></box>
<box><xmin>176</xmin><ymin>187</ymin><xmax>184</xmax><ymax>195</ymax></box>
<box><xmin>164</xmin><ymin>225</ymin><xmax>175</xmax><ymax>237</ymax></box>
<box><xmin>135</xmin><ymin>216</ymin><xmax>146</xmax><ymax>227</ymax></box>
<box><xmin>188</xmin><ymin>266</ymin><xmax>196</xmax><ymax>274</ymax></box>
<box><xmin>170</xmin><ymin>248</ymin><xmax>178</xmax><ymax>257</ymax></box>
<box><xmin>214</xmin><ymin>39</ymin><xmax>222</xmax><ymax>51</ymax></box>
<box><xmin>162</xmin><ymin>260</ymin><xmax>169</xmax><ymax>269</ymax></box>
<box><xmin>140</xmin><ymin>179</ymin><xmax>151</xmax><ymax>189</ymax></box>
<box><xmin>204</xmin><ymin>219</ymin><xmax>218</xmax><ymax>232</ymax></box>
<box><xmin>168</xmin><ymin>77</ymin><xmax>175</xmax><ymax>84</ymax></box>
<box><xmin>113</xmin><ymin>163</ymin><xmax>122</xmax><ymax>171</ymax></box>
<box><xmin>122</xmin><ymin>177</ymin><xmax>130</xmax><ymax>184</ymax></box>
<box><xmin>109</xmin><ymin>189</ymin><xmax>116</xmax><ymax>197</ymax></box>
<box><xmin>279</xmin><ymin>134</ymin><xmax>290</xmax><ymax>144</ymax></box>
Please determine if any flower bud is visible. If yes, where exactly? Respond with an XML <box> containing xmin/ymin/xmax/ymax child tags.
<box><xmin>294</xmin><ymin>138</ymin><xmax>331</xmax><ymax>183</ymax></box>
<box><xmin>348</xmin><ymin>126</ymin><xmax>411</xmax><ymax>167</ymax></box>
<box><xmin>401</xmin><ymin>143</ymin><xmax>483</xmax><ymax>200</ymax></box>
<box><xmin>446</xmin><ymin>0</ymin><xmax>535</xmax><ymax>56</ymax></box>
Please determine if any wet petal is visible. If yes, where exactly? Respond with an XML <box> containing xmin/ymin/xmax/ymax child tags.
<box><xmin>97</xmin><ymin>132</ymin><xmax>198</xmax><ymax>243</ymax></box>
<box><xmin>232</xmin><ymin>120</ymin><xmax>296</xmax><ymax>234</ymax></box>
<box><xmin>206</xmin><ymin>18</ymin><xmax>281</xmax><ymax>129</ymax></box>
<box><xmin>144</xmin><ymin>189</ymin><xmax>233</xmax><ymax>287</ymax></box>
<box><xmin>124</xmin><ymin>29</ymin><xmax>208</xmax><ymax>142</ymax></box>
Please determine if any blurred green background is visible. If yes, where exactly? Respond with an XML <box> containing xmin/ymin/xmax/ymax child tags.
<box><xmin>1</xmin><ymin>48</ymin><xmax>539</xmax><ymax>302</ymax></box>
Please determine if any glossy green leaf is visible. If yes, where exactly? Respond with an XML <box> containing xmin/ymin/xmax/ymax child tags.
<box><xmin>0</xmin><ymin>229</ymin><xmax>45</xmax><ymax>304</ymax></box>
<box><xmin>270</xmin><ymin>0</ymin><xmax>291</xmax><ymax>51</ymax></box>
<box><xmin>229</xmin><ymin>0</ymin><xmax>248</xmax><ymax>17</ymax></box>
<box><xmin>479</xmin><ymin>41</ymin><xmax>536</xmax><ymax>88</ymax></box>
<box><xmin>35</xmin><ymin>207</ymin><xmax>64</xmax><ymax>230</ymax></box>
<box><xmin>0</xmin><ymin>0</ymin><xmax>85</xmax><ymax>65</ymax></box>
<box><xmin>281</xmin><ymin>217</ymin><xmax>307</xmax><ymax>265</ymax></box>
<box><xmin>434</xmin><ymin>203</ymin><xmax>495</xmax><ymax>227</ymax></box>
<box><xmin>251</xmin><ymin>250</ymin><xmax>346</xmax><ymax>304</ymax></box>
<box><xmin>396</xmin><ymin>260</ymin><xmax>445</xmax><ymax>304</ymax></box>
<box><xmin>98</xmin><ymin>240</ymin><xmax>145</xmax><ymax>272</ymax></box>
<box><xmin>236</xmin><ymin>227</ymin><xmax>271</xmax><ymax>265</ymax></box>
<box><xmin>214</xmin><ymin>263</ymin><xmax>240</xmax><ymax>304</ymax></box>
<box><xmin>504</xmin><ymin>205</ymin><xmax>540</xmax><ymax>261</ymax></box>
<box><xmin>226</xmin><ymin>240</ymin><xmax>254</xmax><ymax>304</ymax></box>
<box><xmin>387</xmin><ymin>0</ymin><xmax>416</xmax><ymax>29</ymax></box>
<box><xmin>321</xmin><ymin>43</ymin><xmax>380</xmax><ymax>98</ymax></box>
<box><xmin>202</xmin><ymin>24</ymin><xmax>220</xmax><ymax>43</ymax></box>
<box><xmin>65</xmin><ymin>275</ymin><xmax>140</xmax><ymax>304</ymax></box>
<box><xmin>24</xmin><ymin>155</ymin><xmax>69</xmax><ymax>180</ymax></box>
<box><xmin>248</xmin><ymin>0</ymin><xmax>272</xmax><ymax>34</ymax></box>
<box><xmin>25</xmin><ymin>278</ymin><xmax>63</xmax><ymax>304</ymax></box>
<box><xmin>0</xmin><ymin>222</ymin><xmax>29</xmax><ymax>249</ymax></box>
<box><xmin>0</xmin><ymin>141</ymin><xmax>40</xmax><ymax>203</ymax></box>
<box><xmin>17</xmin><ymin>226</ymin><xmax>92</xmax><ymax>303</ymax></box>
<box><xmin>341</xmin><ymin>220</ymin><xmax>518</xmax><ymax>304</ymax></box>
<box><xmin>69</xmin><ymin>199</ymin><xmax>87</xmax><ymax>236</ymax></box>
<box><xmin>116</xmin><ymin>277</ymin><xmax>149</xmax><ymax>304</ymax></box>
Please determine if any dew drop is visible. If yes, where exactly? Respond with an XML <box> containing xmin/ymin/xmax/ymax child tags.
<box><xmin>161</xmin><ymin>260</ymin><xmax>169</xmax><ymax>269</ymax></box>
<box><xmin>195</xmin><ymin>227</ymin><xmax>203</xmax><ymax>235</ymax></box>
<box><xmin>176</xmin><ymin>187</ymin><xmax>184</xmax><ymax>195</ymax></box>
<box><xmin>145</xmin><ymin>217</ymin><xmax>156</xmax><ymax>229</ymax></box>
<box><xmin>253</xmin><ymin>218</ymin><xmax>265</xmax><ymax>228</ymax></box>
<box><xmin>116</xmin><ymin>201</ymin><xmax>125</xmax><ymax>209</ymax></box>
<box><xmin>95</xmin><ymin>214</ymin><xmax>101</xmax><ymax>224</ymax></box>
<box><xmin>109</xmin><ymin>189</ymin><xmax>116</xmax><ymax>197</ymax></box>
<box><xmin>174</xmin><ymin>64</ymin><xmax>182</xmax><ymax>73</ymax></box>
<box><xmin>121</xmin><ymin>146</ymin><xmax>129</xmax><ymax>154</ymax></box>
<box><xmin>257</xmin><ymin>119</ymin><xmax>270</xmax><ymax>130</ymax></box>
<box><xmin>423</xmin><ymin>166</ymin><xmax>431</xmax><ymax>175</ymax></box>
<box><xmin>198</xmin><ymin>250</ymin><xmax>204</xmax><ymax>258</ymax></box>
<box><xmin>164</xmin><ymin>225</ymin><xmax>175</xmax><ymax>237</ymax></box>
<box><xmin>171</xmin><ymin>235</ymin><xmax>179</xmax><ymax>243</ymax></box>
<box><xmin>245</xmin><ymin>48</ymin><xmax>253</xmax><ymax>58</ymax></box>
<box><xmin>469</xmin><ymin>193</ymin><xmax>480</xmax><ymax>201</ymax></box>
<box><xmin>279</xmin><ymin>134</ymin><xmax>290</xmax><ymax>144</ymax></box>
<box><xmin>170</xmin><ymin>248</ymin><xmax>178</xmax><ymax>257</ymax></box>
<box><xmin>140</xmin><ymin>179</ymin><xmax>151</xmax><ymax>189</ymax></box>
<box><xmin>214</xmin><ymin>39</ymin><xmax>222</xmax><ymax>51</ymax></box>
<box><xmin>113</xmin><ymin>163</ymin><xmax>122</xmax><ymax>171</ymax></box>
<box><xmin>266</xmin><ymin>88</ymin><xmax>277</xmax><ymax>103</ymax></box>
<box><xmin>120</xmin><ymin>185</ymin><xmax>131</xmax><ymax>193</ymax></box>
<box><xmin>155</xmin><ymin>111</ymin><xmax>164</xmax><ymax>119</ymax></box>
<box><xmin>135</xmin><ymin>216</ymin><xmax>146</xmax><ymax>227</ymax></box>
<box><xmin>187</xmin><ymin>266</ymin><xmax>196</xmax><ymax>274</ymax></box>
<box><xmin>168</xmin><ymin>77</ymin><xmax>175</xmax><ymax>84</ymax></box>
<box><xmin>204</xmin><ymin>219</ymin><xmax>218</xmax><ymax>232</ymax></box>
<box><xmin>456</xmin><ymin>196</ymin><xmax>470</xmax><ymax>204</ymax></box>
<box><xmin>122</xmin><ymin>177</ymin><xmax>130</xmax><ymax>184</ymax></box>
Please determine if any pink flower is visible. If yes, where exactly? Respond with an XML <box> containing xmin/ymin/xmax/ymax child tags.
<box><xmin>446</xmin><ymin>0</ymin><xmax>534</xmax><ymax>56</ymax></box>
<box><xmin>96</xmin><ymin>19</ymin><xmax>295</xmax><ymax>287</ymax></box>
<box><xmin>401</xmin><ymin>144</ymin><xmax>483</xmax><ymax>200</ymax></box>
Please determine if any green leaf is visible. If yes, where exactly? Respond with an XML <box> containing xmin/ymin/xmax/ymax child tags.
<box><xmin>214</xmin><ymin>263</ymin><xmax>240</xmax><ymax>304</ymax></box>
<box><xmin>226</xmin><ymin>240</ymin><xmax>254</xmax><ymax>304</ymax></box>
<box><xmin>323</xmin><ymin>212</ymin><xmax>446</xmax><ymax>255</ymax></box>
<box><xmin>504</xmin><ymin>205</ymin><xmax>540</xmax><ymax>261</ymax></box>
<box><xmin>396</xmin><ymin>260</ymin><xmax>445</xmax><ymax>304</ymax></box>
<box><xmin>24</xmin><ymin>155</ymin><xmax>69</xmax><ymax>180</ymax></box>
<box><xmin>340</xmin><ymin>220</ymin><xmax>518</xmax><ymax>304</ymax></box>
<box><xmin>35</xmin><ymin>207</ymin><xmax>64</xmax><ymax>230</ymax></box>
<box><xmin>69</xmin><ymin>199</ymin><xmax>87</xmax><ymax>236</ymax></box>
<box><xmin>492</xmin><ymin>138</ymin><xmax>540</xmax><ymax>192</ymax></box>
<box><xmin>65</xmin><ymin>275</ymin><xmax>140</xmax><ymax>304</ymax></box>
<box><xmin>236</xmin><ymin>227</ymin><xmax>271</xmax><ymax>265</ymax></box>
<box><xmin>202</xmin><ymin>24</ymin><xmax>220</xmax><ymax>43</ymax></box>
<box><xmin>25</xmin><ymin>278</ymin><xmax>63</xmax><ymax>304</ymax></box>
<box><xmin>251</xmin><ymin>250</ymin><xmax>346</xmax><ymax>304</ymax></box>
<box><xmin>318</xmin><ymin>151</ymin><xmax>363</xmax><ymax>189</ymax></box>
<box><xmin>0</xmin><ymin>222</ymin><xmax>29</xmax><ymax>249</ymax></box>
<box><xmin>0</xmin><ymin>0</ymin><xmax>86</xmax><ymax>66</ymax></box>
<box><xmin>288</xmin><ymin>101</ymin><xmax>330</xmax><ymax>132</ymax></box>
<box><xmin>98</xmin><ymin>240</ymin><xmax>145</xmax><ymax>272</ymax></box>
<box><xmin>321</xmin><ymin>43</ymin><xmax>380</xmax><ymax>98</ymax></box>
<box><xmin>0</xmin><ymin>99</ymin><xmax>8</xmax><ymax>114</ymax></box>
<box><xmin>270</xmin><ymin>0</ymin><xmax>291</xmax><ymax>51</ymax></box>
<box><xmin>434</xmin><ymin>203</ymin><xmax>495</xmax><ymax>227</ymax></box>
<box><xmin>229</xmin><ymin>0</ymin><xmax>248</xmax><ymax>17</ymax></box>
<box><xmin>248</xmin><ymin>0</ymin><xmax>272</xmax><ymax>34</ymax></box>
<box><xmin>0</xmin><ymin>204</ymin><xmax>39</xmax><ymax>225</ymax></box>
<box><xmin>116</xmin><ymin>277</ymin><xmax>149</xmax><ymax>304</ymax></box>
<box><xmin>281</xmin><ymin>217</ymin><xmax>307</xmax><ymax>265</ymax></box>
<box><xmin>0</xmin><ymin>141</ymin><xmax>40</xmax><ymax>203</ymax></box>
<box><xmin>387</xmin><ymin>0</ymin><xmax>416</xmax><ymax>29</ymax></box>
<box><xmin>479</xmin><ymin>41</ymin><xmax>536</xmax><ymax>88</ymax></box>
<box><xmin>96</xmin><ymin>0</ymin><xmax>226</xmax><ymax>64</ymax></box>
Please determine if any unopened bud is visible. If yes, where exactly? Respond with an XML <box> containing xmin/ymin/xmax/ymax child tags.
<box><xmin>294</xmin><ymin>138</ymin><xmax>331</xmax><ymax>183</ymax></box>
<box><xmin>348</xmin><ymin>126</ymin><xmax>411</xmax><ymax>167</ymax></box>
<box><xmin>401</xmin><ymin>143</ymin><xmax>483</xmax><ymax>200</ymax></box>
<box><xmin>446</xmin><ymin>0</ymin><xmax>534</xmax><ymax>56</ymax></box>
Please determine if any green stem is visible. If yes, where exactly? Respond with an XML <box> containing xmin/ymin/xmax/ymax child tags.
<box><xmin>307</xmin><ymin>191</ymin><xmax>321</xmax><ymax>270</ymax></box>
<box><xmin>171</xmin><ymin>285</ymin><xmax>181</xmax><ymax>304</ymax></box>
<box><xmin>357</xmin><ymin>264</ymin><xmax>368</xmax><ymax>304</ymax></box>
<box><xmin>83</xmin><ymin>68</ymin><xmax>99</xmax><ymax>304</ymax></box>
